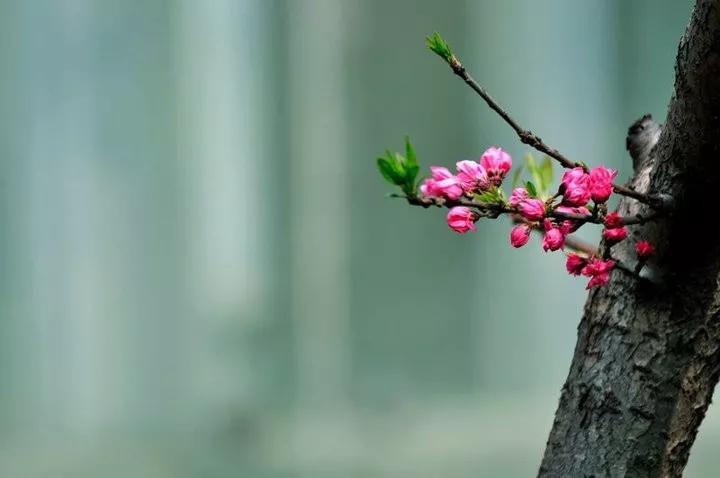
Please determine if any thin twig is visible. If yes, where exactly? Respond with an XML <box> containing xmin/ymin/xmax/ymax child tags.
<box><xmin>618</xmin><ymin>210</ymin><xmax>663</xmax><ymax>226</ymax></box>
<box><xmin>447</xmin><ymin>59</ymin><xmax>577</xmax><ymax>169</ymax></box>
<box><xmin>394</xmin><ymin>194</ymin><xmax>660</xmax><ymax>227</ymax></box>
<box><xmin>564</xmin><ymin>236</ymin><xmax>598</xmax><ymax>256</ymax></box>
<box><xmin>442</xmin><ymin>56</ymin><xmax>666</xmax><ymax>210</ymax></box>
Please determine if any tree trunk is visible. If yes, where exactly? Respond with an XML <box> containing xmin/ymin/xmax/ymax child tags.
<box><xmin>539</xmin><ymin>1</ymin><xmax>720</xmax><ymax>476</ymax></box>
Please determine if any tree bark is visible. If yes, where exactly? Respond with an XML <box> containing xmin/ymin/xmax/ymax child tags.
<box><xmin>539</xmin><ymin>1</ymin><xmax>720</xmax><ymax>476</ymax></box>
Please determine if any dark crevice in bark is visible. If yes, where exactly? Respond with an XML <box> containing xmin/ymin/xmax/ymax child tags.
<box><xmin>539</xmin><ymin>1</ymin><xmax>720</xmax><ymax>476</ymax></box>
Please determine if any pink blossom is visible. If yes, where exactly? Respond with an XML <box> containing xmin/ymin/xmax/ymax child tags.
<box><xmin>509</xmin><ymin>187</ymin><xmax>529</xmax><ymax>206</ymax></box>
<box><xmin>419</xmin><ymin>166</ymin><xmax>447</xmax><ymax>197</ymax></box>
<box><xmin>542</xmin><ymin>219</ymin><xmax>566</xmax><ymax>252</ymax></box>
<box><xmin>560</xmin><ymin>167</ymin><xmax>592</xmax><ymax>206</ymax></box>
<box><xmin>635</xmin><ymin>241</ymin><xmax>656</xmax><ymax>259</ymax></box>
<box><xmin>588</xmin><ymin>166</ymin><xmax>618</xmax><ymax>203</ymax></box>
<box><xmin>543</xmin><ymin>228</ymin><xmax>565</xmax><ymax>252</ymax></box>
<box><xmin>420</xmin><ymin>166</ymin><xmax>463</xmax><ymax>200</ymax></box>
<box><xmin>434</xmin><ymin>180</ymin><xmax>464</xmax><ymax>200</ymax></box>
<box><xmin>586</xmin><ymin>272</ymin><xmax>611</xmax><ymax>289</ymax></box>
<box><xmin>431</xmin><ymin>166</ymin><xmax>453</xmax><ymax>179</ymax></box>
<box><xmin>563</xmin><ymin>180</ymin><xmax>591</xmax><ymax>207</ymax></box>
<box><xmin>518</xmin><ymin>198</ymin><xmax>545</xmax><ymax>221</ymax></box>
<box><xmin>566</xmin><ymin>253</ymin><xmax>587</xmax><ymax>275</ymax></box>
<box><xmin>581</xmin><ymin>257</ymin><xmax>616</xmax><ymax>289</ymax></box>
<box><xmin>510</xmin><ymin>224</ymin><xmax>531</xmax><ymax>248</ymax></box>
<box><xmin>419</xmin><ymin>179</ymin><xmax>439</xmax><ymax>197</ymax></box>
<box><xmin>561</xmin><ymin>167</ymin><xmax>587</xmax><ymax>189</ymax></box>
<box><xmin>604</xmin><ymin>211</ymin><xmax>623</xmax><ymax>229</ymax></box>
<box><xmin>603</xmin><ymin>226</ymin><xmax>628</xmax><ymax>243</ymax></box>
<box><xmin>456</xmin><ymin>160</ymin><xmax>490</xmax><ymax>193</ymax></box>
<box><xmin>480</xmin><ymin>147</ymin><xmax>512</xmax><ymax>185</ymax></box>
<box><xmin>447</xmin><ymin>207</ymin><xmax>477</xmax><ymax>234</ymax></box>
<box><xmin>581</xmin><ymin>258</ymin><xmax>615</xmax><ymax>277</ymax></box>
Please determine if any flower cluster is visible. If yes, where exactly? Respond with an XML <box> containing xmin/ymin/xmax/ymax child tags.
<box><xmin>378</xmin><ymin>140</ymin><xmax>657</xmax><ymax>290</ymax></box>
<box><xmin>420</xmin><ymin>147</ymin><xmax>512</xmax><ymax>202</ymax></box>
<box><xmin>565</xmin><ymin>254</ymin><xmax>616</xmax><ymax>289</ymax></box>
<box><xmin>377</xmin><ymin>33</ymin><xmax>665</xmax><ymax>293</ymax></box>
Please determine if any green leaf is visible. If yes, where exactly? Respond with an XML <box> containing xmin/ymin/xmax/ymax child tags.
<box><xmin>375</xmin><ymin>138</ymin><xmax>424</xmax><ymax>194</ymax></box>
<box><xmin>511</xmin><ymin>165</ymin><xmax>524</xmax><ymax>189</ymax></box>
<box><xmin>476</xmin><ymin>186</ymin><xmax>506</xmax><ymax>205</ymax></box>
<box><xmin>404</xmin><ymin>136</ymin><xmax>419</xmax><ymax>188</ymax></box>
<box><xmin>426</xmin><ymin>32</ymin><xmax>453</xmax><ymax>62</ymax></box>
<box><xmin>476</xmin><ymin>190</ymin><xmax>497</xmax><ymax>204</ymax></box>
<box><xmin>405</xmin><ymin>136</ymin><xmax>417</xmax><ymax>166</ymax></box>
<box><xmin>377</xmin><ymin>157</ymin><xmax>404</xmax><ymax>186</ymax></box>
<box><xmin>377</xmin><ymin>157</ymin><xmax>396</xmax><ymax>184</ymax></box>
<box><xmin>540</xmin><ymin>156</ymin><xmax>554</xmax><ymax>196</ymax></box>
<box><xmin>393</xmin><ymin>152</ymin><xmax>407</xmax><ymax>173</ymax></box>
<box><xmin>525</xmin><ymin>181</ymin><xmax>538</xmax><ymax>198</ymax></box>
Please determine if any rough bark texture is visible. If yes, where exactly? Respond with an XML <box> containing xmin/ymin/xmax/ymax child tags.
<box><xmin>539</xmin><ymin>1</ymin><xmax>720</xmax><ymax>477</ymax></box>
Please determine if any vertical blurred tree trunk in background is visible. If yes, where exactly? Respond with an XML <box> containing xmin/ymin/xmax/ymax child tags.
<box><xmin>539</xmin><ymin>0</ymin><xmax>720</xmax><ymax>476</ymax></box>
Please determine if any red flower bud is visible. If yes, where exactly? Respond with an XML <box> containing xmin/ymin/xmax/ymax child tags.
<box><xmin>518</xmin><ymin>198</ymin><xmax>545</xmax><ymax>221</ymax></box>
<box><xmin>510</xmin><ymin>224</ymin><xmax>531</xmax><ymax>248</ymax></box>
<box><xmin>566</xmin><ymin>253</ymin><xmax>587</xmax><ymax>276</ymax></box>
<box><xmin>588</xmin><ymin>166</ymin><xmax>617</xmax><ymax>203</ymax></box>
<box><xmin>635</xmin><ymin>240</ymin><xmax>656</xmax><ymax>259</ymax></box>
<box><xmin>604</xmin><ymin>211</ymin><xmax>623</xmax><ymax>229</ymax></box>
<box><xmin>602</xmin><ymin>226</ymin><xmax>628</xmax><ymax>243</ymax></box>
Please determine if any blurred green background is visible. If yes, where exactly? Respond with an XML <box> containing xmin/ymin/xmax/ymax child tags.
<box><xmin>0</xmin><ymin>0</ymin><xmax>717</xmax><ymax>477</ymax></box>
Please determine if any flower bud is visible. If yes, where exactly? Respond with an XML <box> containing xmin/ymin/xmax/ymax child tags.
<box><xmin>589</xmin><ymin>166</ymin><xmax>618</xmax><ymax>203</ymax></box>
<box><xmin>510</xmin><ymin>224</ymin><xmax>531</xmax><ymax>248</ymax></box>
<box><xmin>586</xmin><ymin>272</ymin><xmax>611</xmax><ymax>289</ymax></box>
<box><xmin>559</xmin><ymin>167</ymin><xmax>592</xmax><ymax>206</ymax></box>
<box><xmin>581</xmin><ymin>258</ymin><xmax>615</xmax><ymax>277</ymax></box>
<box><xmin>447</xmin><ymin>206</ymin><xmax>477</xmax><ymax>234</ymax></box>
<box><xmin>565</xmin><ymin>253</ymin><xmax>587</xmax><ymax>275</ymax></box>
<box><xmin>602</xmin><ymin>226</ymin><xmax>628</xmax><ymax>243</ymax></box>
<box><xmin>480</xmin><ymin>147</ymin><xmax>512</xmax><ymax>185</ymax></box>
<box><xmin>562</xmin><ymin>181</ymin><xmax>591</xmax><ymax>207</ymax></box>
<box><xmin>604</xmin><ymin>211</ymin><xmax>623</xmax><ymax>229</ymax></box>
<box><xmin>560</xmin><ymin>167</ymin><xmax>586</xmax><ymax>190</ymax></box>
<box><xmin>542</xmin><ymin>219</ymin><xmax>566</xmax><ymax>252</ymax></box>
<box><xmin>421</xmin><ymin>166</ymin><xmax>463</xmax><ymax>200</ymax></box>
<box><xmin>456</xmin><ymin>160</ymin><xmax>490</xmax><ymax>193</ymax></box>
<box><xmin>581</xmin><ymin>257</ymin><xmax>615</xmax><ymax>289</ymax></box>
<box><xmin>508</xmin><ymin>187</ymin><xmax>529</xmax><ymax>206</ymax></box>
<box><xmin>518</xmin><ymin>198</ymin><xmax>545</xmax><ymax>221</ymax></box>
<box><xmin>635</xmin><ymin>240</ymin><xmax>655</xmax><ymax>259</ymax></box>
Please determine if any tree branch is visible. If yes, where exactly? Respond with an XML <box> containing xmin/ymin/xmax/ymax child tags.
<box><xmin>397</xmin><ymin>193</ymin><xmax>658</xmax><ymax>282</ymax></box>
<box><xmin>437</xmin><ymin>55</ymin><xmax>667</xmax><ymax>210</ymax></box>
<box><xmin>392</xmin><ymin>193</ymin><xmax>661</xmax><ymax>227</ymax></box>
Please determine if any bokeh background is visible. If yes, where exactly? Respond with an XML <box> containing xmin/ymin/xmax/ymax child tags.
<box><xmin>0</xmin><ymin>0</ymin><xmax>716</xmax><ymax>476</ymax></box>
